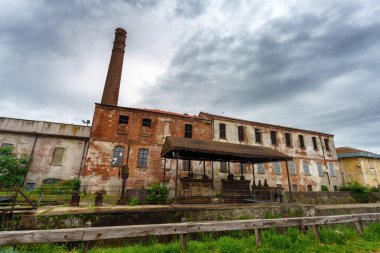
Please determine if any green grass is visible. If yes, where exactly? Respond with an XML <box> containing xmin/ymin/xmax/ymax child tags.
<box><xmin>2</xmin><ymin>223</ymin><xmax>380</xmax><ymax>253</ymax></box>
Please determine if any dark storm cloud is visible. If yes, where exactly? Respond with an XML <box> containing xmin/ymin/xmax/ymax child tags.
<box><xmin>136</xmin><ymin>1</ymin><xmax>380</xmax><ymax>152</ymax></box>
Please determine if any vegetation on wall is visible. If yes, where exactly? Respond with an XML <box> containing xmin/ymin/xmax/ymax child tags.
<box><xmin>320</xmin><ymin>185</ymin><xmax>329</xmax><ymax>192</ymax></box>
<box><xmin>146</xmin><ymin>184</ymin><xmax>168</xmax><ymax>204</ymax></box>
<box><xmin>339</xmin><ymin>182</ymin><xmax>379</xmax><ymax>203</ymax></box>
<box><xmin>0</xmin><ymin>146</ymin><xmax>32</xmax><ymax>188</ymax></box>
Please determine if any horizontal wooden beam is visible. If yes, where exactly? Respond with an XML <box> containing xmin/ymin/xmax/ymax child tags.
<box><xmin>0</xmin><ymin>213</ymin><xmax>378</xmax><ymax>246</ymax></box>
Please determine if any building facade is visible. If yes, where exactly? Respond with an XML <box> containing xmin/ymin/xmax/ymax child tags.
<box><xmin>337</xmin><ymin>147</ymin><xmax>380</xmax><ymax>188</ymax></box>
<box><xmin>0</xmin><ymin>117</ymin><xmax>90</xmax><ymax>189</ymax></box>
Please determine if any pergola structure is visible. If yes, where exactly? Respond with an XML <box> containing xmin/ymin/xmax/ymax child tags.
<box><xmin>161</xmin><ymin>136</ymin><xmax>294</xmax><ymax>203</ymax></box>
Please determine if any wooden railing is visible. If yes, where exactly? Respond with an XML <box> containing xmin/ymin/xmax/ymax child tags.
<box><xmin>0</xmin><ymin>213</ymin><xmax>379</xmax><ymax>252</ymax></box>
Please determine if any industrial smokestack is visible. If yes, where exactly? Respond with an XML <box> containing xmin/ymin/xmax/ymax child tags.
<box><xmin>101</xmin><ymin>28</ymin><xmax>127</xmax><ymax>106</ymax></box>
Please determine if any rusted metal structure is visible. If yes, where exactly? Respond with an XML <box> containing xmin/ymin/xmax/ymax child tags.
<box><xmin>161</xmin><ymin>136</ymin><xmax>293</xmax><ymax>203</ymax></box>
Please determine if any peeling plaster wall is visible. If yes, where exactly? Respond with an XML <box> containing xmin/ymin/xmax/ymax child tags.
<box><xmin>339</xmin><ymin>157</ymin><xmax>380</xmax><ymax>187</ymax></box>
<box><xmin>0</xmin><ymin>117</ymin><xmax>90</xmax><ymax>186</ymax></box>
<box><xmin>81</xmin><ymin>104</ymin><xmax>213</xmax><ymax>193</ymax></box>
<box><xmin>198</xmin><ymin>114</ymin><xmax>342</xmax><ymax>192</ymax></box>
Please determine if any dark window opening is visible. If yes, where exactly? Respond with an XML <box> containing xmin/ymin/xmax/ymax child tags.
<box><xmin>333</xmin><ymin>185</ymin><xmax>338</xmax><ymax>191</ymax></box>
<box><xmin>219</xmin><ymin>123</ymin><xmax>226</xmax><ymax>139</ymax></box>
<box><xmin>299</xmin><ymin>135</ymin><xmax>305</xmax><ymax>148</ymax></box>
<box><xmin>42</xmin><ymin>178</ymin><xmax>62</xmax><ymax>185</ymax></box>
<box><xmin>185</xmin><ymin>124</ymin><xmax>193</xmax><ymax>138</ymax></box>
<box><xmin>183</xmin><ymin>160</ymin><xmax>191</xmax><ymax>171</ymax></box>
<box><xmin>220</xmin><ymin>162</ymin><xmax>228</xmax><ymax>173</ymax></box>
<box><xmin>137</xmin><ymin>149</ymin><xmax>149</xmax><ymax>168</ymax></box>
<box><xmin>26</xmin><ymin>182</ymin><xmax>35</xmax><ymax>191</ymax></box>
<box><xmin>324</xmin><ymin>138</ymin><xmax>330</xmax><ymax>151</ymax></box>
<box><xmin>142</xmin><ymin>118</ymin><xmax>152</xmax><ymax>127</ymax></box>
<box><xmin>307</xmin><ymin>185</ymin><xmax>313</xmax><ymax>192</ymax></box>
<box><xmin>238</xmin><ymin>126</ymin><xmax>244</xmax><ymax>141</ymax></box>
<box><xmin>285</xmin><ymin>133</ymin><xmax>292</xmax><ymax>147</ymax></box>
<box><xmin>112</xmin><ymin>146</ymin><xmax>124</xmax><ymax>166</ymax></box>
<box><xmin>312</xmin><ymin>137</ymin><xmax>318</xmax><ymax>150</ymax></box>
<box><xmin>255</xmin><ymin>129</ymin><xmax>262</xmax><ymax>143</ymax></box>
<box><xmin>292</xmin><ymin>184</ymin><xmax>298</xmax><ymax>192</ymax></box>
<box><xmin>118</xmin><ymin>115</ymin><xmax>129</xmax><ymax>125</ymax></box>
<box><xmin>270</xmin><ymin>131</ymin><xmax>277</xmax><ymax>145</ymax></box>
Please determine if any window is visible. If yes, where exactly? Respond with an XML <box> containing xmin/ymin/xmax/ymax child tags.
<box><xmin>333</xmin><ymin>185</ymin><xmax>338</xmax><ymax>191</ymax></box>
<box><xmin>219</xmin><ymin>123</ymin><xmax>226</xmax><ymax>139</ymax></box>
<box><xmin>307</xmin><ymin>185</ymin><xmax>313</xmax><ymax>192</ymax></box>
<box><xmin>142</xmin><ymin>118</ymin><xmax>152</xmax><ymax>127</ymax></box>
<box><xmin>299</xmin><ymin>135</ymin><xmax>305</xmax><ymax>148</ymax></box>
<box><xmin>324</xmin><ymin>138</ymin><xmax>330</xmax><ymax>151</ymax></box>
<box><xmin>183</xmin><ymin>160</ymin><xmax>191</xmax><ymax>171</ymax></box>
<box><xmin>303</xmin><ymin>161</ymin><xmax>310</xmax><ymax>176</ymax></box>
<box><xmin>112</xmin><ymin>146</ymin><xmax>124</xmax><ymax>166</ymax></box>
<box><xmin>1</xmin><ymin>143</ymin><xmax>13</xmax><ymax>148</ymax></box>
<box><xmin>238</xmin><ymin>126</ymin><xmax>244</xmax><ymax>141</ymax></box>
<box><xmin>220</xmin><ymin>162</ymin><xmax>228</xmax><ymax>173</ymax></box>
<box><xmin>312</xmin><ymin>137</ymin><xmax>318</xmax><ymax>150</ymax></box>
<box><xmin>285</xmin><ymin>133</ymin><xmax>292</xmax><ymax>147</ymax></box>
<box><xmin>118</xmin><ymin>115</ymin><xmax>129</xmax><ymax>125</ymax></box>
<box><xmin>274</xmin><ymin>162</ymin><xmax>281</xmax><ymax>175</ymax></box>
<box><xmin>292</xmin><ymin>184</ymin><xmax>298</xmax><ymax>192</ymax></box>
<box><xmin>51</xmin><ymin>148</ymin><xmax>64</xmax><ymax>166</ymax></box>
<box><xmin>329</xmin><ymin>162</ymin><xmax>335</xmax><ymax>177</ymax></box>
<box><xmin>255</xmin><ymin>129</ymin><xmax>262</xmax><ymax>143</ymax></box>
<box><xmin>26</xmin><ymin>182</ymin><xmax>35</xmax><ymax>191</ymax></box>
<box><xmin>258</xmin><ymin>163</ymin><xmax>265</xmax><ymax>174</ymax></box>
<box><xmin>42</xmin><ymin>178</ymin><xmax>61</xmax><ymax>185</ymax></box>
<box><xmin>288</xmin><ymin>161</ymin><xmax>296</xmax><ymax>176</ymax></box>
<box><xmin>137</xmin><ymin>149</ymin><xmax>149</xmax><ymax>168</ymax></box>
<box><xmin>185</xmin><ymin>124</ymin><xmax>192</xmax><ymax>138</ymax></box>
<box><xmin>270</xmin><ymin>131</ymin><xmax>277</xmax><ymax>145</ymax></box>
<box><xmin>317</xmin><ymin>162</ymin><xmax>323</xmax><ymax>177</ymax></box>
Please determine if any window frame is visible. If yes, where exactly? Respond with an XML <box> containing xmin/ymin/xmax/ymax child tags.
<box><xmin>317</xmin><ymin>162</ymin><xmax>323</xmax><ymax>177</ymax></box>
<box><xmin>220</xmin><ymin>161</ymin><xmax>228</xmax><ymax>173</ymax></box>
<box><xmin>142</xmin><ymin>118</ymin><xmax>152</xmax><ymax>128</ymax></box>
<box><xmin>255</xmin><ymin>128</ymin><xmax>262</xmax><ymax>143</ymax></box>
<box><xmin>285</xmin><ymin>133</ymin><xmax>292</xmax><ymax>147</ymax></box>
<box><xmin>118</xmin><ymin>115</ymin><xmax>129</xmax><ymax>125</ymax></box>
<box><xmin>312</xmin><ymin>137</ymin><xmax>318</xmax><ymax>150</ymax></box>
<box><xmin>299</xmin><ymin>135</ymin><xmax>305</xmax><ymax>148</ymax></box>
<box><xmin>137</xmin><ymin>148</ymin><xmax>149</xmax><ymax>168</ymax></box>
<box><xmin>303</xmin><ymin>160</ymin><xmax>311</xmax><ymax>176</ymax></box>
<box><xmin>51</xmin><ymin>147</ymin><xmax>65</xmax><ymax>166</ymax></box>
<box><xmin>270</xmin><ymin>131</ymin><xmax>277</xmax><ymax>145</ymax></box>
<box><xmin>219</xmin><ymin>123</ymin><xmax>226</xmax><ymax>139</ymax></box>
<box><xmin>288</xmin><ymin>160</ymin><xmax>296</xmax><ymax>176</ymax></box>
<box><xmin>184</xmin><ymin>124</ymin><xmax>193</xmax><ymax>138</ymax></box>
<box><xmin>238</xmin><ymin>126</ymin><xmax>244</xmax><ymax>142</ymax></box>
<box><xmin>111</xmin><ymin>146</ymin><xmax>125</xmax><ymax>166</ymax></box>
<box><xmin>258</xmin><ymin>163</ymin><xmax>265</xmax><ymax>174</ymax></box>
<box><xmin>274</xmin><ymin>162</ymin><xmax>281</xmax><ymax>175</ymax></box>
<box><xmin>324</xmin><ymin>138</ymin><xmax>330</xmax><ymax>151</ymax></box>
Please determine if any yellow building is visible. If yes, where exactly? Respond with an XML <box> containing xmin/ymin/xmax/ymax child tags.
<box><xmin>337</xmin><ymin>147</ymin><xmax>380</xmax><ymax>188</ymax></box>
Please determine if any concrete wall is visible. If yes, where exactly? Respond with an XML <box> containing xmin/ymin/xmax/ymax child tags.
<box><xmin>0</xmin><ymin>117</ymin><xmax>90</xmax><ymax>187</ymax></box>
<box><xmin>339</xmin><ymin>156</ymin><xmax>380</xmax><ymax>187</ymax></box>
<box><xmin>199</xmin><ymin>113</ymin><xmax>342</xmax><ymax>192</ymax></box>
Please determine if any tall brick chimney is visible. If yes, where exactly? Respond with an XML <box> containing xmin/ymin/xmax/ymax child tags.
<box><xmin>101</xmin><ymin>28</ymin><xmax>127</xmax><ymax>106</ymax></box>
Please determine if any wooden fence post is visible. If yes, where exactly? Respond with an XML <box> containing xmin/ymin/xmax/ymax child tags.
<box><xmin>180</xmin><ymin>217</ymin><xmax>188</xmax><ymax>251</ymax></box>
<box><xmin>354</xmin><ymin>221</ymin><xmax>364</xmax><ymax>236</ymax></box>
<box><xmin>255</xmin><ymin>228</ymin><xmax>262</xmax><ymax>247</ymax></box>
<box><xmin>82</xmin><ymin>220</ymin><xmax>92</xmax><ymax>253</ymax></box>
<box><xmin>311</xmin><ymin>225</ymin><xmax>320</xmax><ymax>241</ymax></box>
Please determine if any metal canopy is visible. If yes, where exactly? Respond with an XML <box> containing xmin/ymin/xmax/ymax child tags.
<box><xmin>161</xmin><ymin>136</ymin><xmax>292</xmax><ymax>163</ymax></box>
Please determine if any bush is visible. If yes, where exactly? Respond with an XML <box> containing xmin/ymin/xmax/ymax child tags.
<box><xmin>146</xmin><ymin>184</ymin><xmax>168</xmax><ymax>204</ymax></box>
<box><xmin>321</xmin><ymin>185</ymin><xmax>329</xmax><ymax>192</ymax></box>
<box><xmin>0</xmin><ymin>146</ymin><xmax>31</xmax><ymax>188</ymax></box>
<box><xmin>128</xmin><ymin>197</ymin><xmax>139</xmax><ymax>206</ymax></box>
<box><xmin>339</xmin><ymin>182</ymin><xmax>379</xmax><ymax>203</ymax></box>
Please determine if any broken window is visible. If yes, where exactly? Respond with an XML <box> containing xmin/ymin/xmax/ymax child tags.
<box><xmin>42</xmin><ymin>178</ymin><xmax>62</xmax><ymax>185</ymax></box>
<box><xmin>185</xmin><ymin>124</ymin><xmax>193</xmax><ymax>138</ymax></box>
<box><xmin>238</xmin><ymin>126</ymin><xmax>244</xmax><ymax>141</ymax></box>
<box><xmin>299</xmin><ymin>135</ymin><xmax>305</xmax><ymax>148</ymax></box>
<box><xmin>1</xmin><ymin>143</ymin><xmax>13</xmax><ymax>148</ymax></box>
<box><xmin>285</xmin><ymin>133</ymin><xmax>292</xmax><ymax>147</ymax></box>
<box><xmin>258</xmin><ymin>163</ymin><xmax>265</xmax><ymax>174</ymax></box>
<box><xmin>303</xmin><ymin>161</ymin><xmax>310</xmax><ymax>175</ymax></box>
<box><xmin>220</xmin><ymin>161</ymin><xmax>228</xmax><ymax>173</ymax></box>
<box><xmin>51</xmin><ymin>148</ymin><xmax>64</xmax><ymax>166</ymax></box>
<box><xmin>26</xmin><ymin>182</ymin><xmax>35</xmax><ymax>191</ymax></box>
<box><xmin>312</xmin><ymin>137</ymin><xmax>318</xmax><ymax>150</ymax></box>
<box><xmin>329</xmin><ymin>162</ymin><xmax>335</xmax><ymax>177</ymax></box>
<box><xmin>317</xmin><ymin>162</ymin><xmax>323</xmax><ymax>177</ymax></box>
<box><xmin>137</xmin><ymin>149</ymin><xmax>149</xmax><ymax>168</ymax></box>
<box><xmin>307</xmin><ymin>185</ymin><xmax>313</xmax><ymax>192</ymax></box>
<box><xmin>118</xmin><ymin>115</ymin><xmax>129</xmax><ymax>125</ymax></box>
<box><xmin>112</xmin><ymin>146</ymin><xmax>124</xmax><ymax>166</ymax></box>
<box><xmin>292</xmin><ymin>184</ymin><xmax>298</xmax><ymax>192</ymax></box>
<box><xmin>274</xmin><ymin>162</ymin><xmax>281</xmax><ymax>175</ymax></box>
<box><xmin>183</xmin><ymin>160</ymin><xmax>191</xmax><ymax>171</ymax></box>
<box><xmin>219</xmin><ymin>123</ymin><xmax>226</xmax><ymax>139</ymax></box>
<box><xmin>142</xmin><ymin>118</ymin><xmax>152</xmax><ymax>127</ymax></box>
<box><xmin>324</xmin><ymin>138</ymin><xmax>330</xmax><ymax>151</ymax></box>
<box><xmin>255</xmin><ymin>129</ymin><xmax>262</xmax><ymax>143</ymax></box>
<box><xmin>270</xmin><ymin>131</ymin><xmax>277</xmax><ymax>145</ymax></box>
<box><xmin>288</xmin><ymin>161</ymin><xmax>296</xmax><ymax>176</ymax></box>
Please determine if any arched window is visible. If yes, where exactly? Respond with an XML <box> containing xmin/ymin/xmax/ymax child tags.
<box><xmin>112</xmin><ymin>146</ymin><xmax>124</xmax><ymax>166</ymax></box>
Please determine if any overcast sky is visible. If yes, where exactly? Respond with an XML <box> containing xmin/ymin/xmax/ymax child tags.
<box><xmin>1</xmin><ymin>0</ymin><xmax>379</xmax><ymax>153</ymax></box>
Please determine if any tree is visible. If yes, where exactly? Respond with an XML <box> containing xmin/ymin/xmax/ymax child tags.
<box><xmin>0</xmin><ymin>146</ymin><xmax>32</xmax><ymax>188</ymax></box>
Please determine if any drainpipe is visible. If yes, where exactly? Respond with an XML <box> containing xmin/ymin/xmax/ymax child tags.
<box><xmin>77</xmin><ymin>137</ymin><xmax>89</xmax><ymax>179</ymax></box>
<box><xmin>318</xmin><ymin>134</ymin><xmax>331</xmax><ymax>191</ymax></box>
<box><xmin>22</xmin><ymin>133</ymin><xmax>39</xmax><ymax>187</ymax></box>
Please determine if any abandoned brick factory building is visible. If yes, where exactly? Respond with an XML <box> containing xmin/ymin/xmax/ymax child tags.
<box><xmin>0</xmin><ymin>28</ymin><xmax>344</xmax><ymax>199</ymax></box>
<box><xmin>80</xmin><ymin>27</ymin><xmax>342</xmax><ymax>198</ymax></box>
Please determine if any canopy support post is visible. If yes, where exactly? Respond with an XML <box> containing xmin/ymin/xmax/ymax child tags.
<box><xmin>228</xmin><ymin>162</ymin><xmax>231</xmax><ymax>174</ymax></box>
<box><xmin>285</xmin><ymin>160</ymin><xmax>293</xmax><ymax>202</ymax></box>
<box><xmin>211</xmin><ymin>161</ymin><xmax>214</xmax><ymax>190</ymax></box>
<box><xmin>175</xmin><ymin>151</ymin><xmax>179</xmax><ymax>200</ymax></box>
<box><xmin>252</xmin><ymin>163</ymin><xmax>256</xmax><ymax>186</ymax></box>
<box><xmin>203</xmin><ymin>161</ymin><xmax>206</xmax><ymax>176</ymax></box>
<box><xmin>162</xmin><ymin>158</ymin><xmax>167</xmax><ymax>186</ymax></box>
<box><xmin>240</xmin><ymin>162</ymin><xmax>244</xmax><ymax>177</ymax></box>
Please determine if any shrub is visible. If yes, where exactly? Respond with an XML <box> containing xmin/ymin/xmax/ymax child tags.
<box><xmin>146</xmin><ymin>184</ymin><xmax>168</xmax><ymax>204</ymax></box>
<box><xmin>321</xmin><ymin>185</ymin><xmax>329</xmax><ymax>192</ymax></box>
<box><xmin>339</xmin><ymin>182</ymin><xmax>379</xmax><ymax>203</ymax></box>
<box><xmin>0</xmin><ymin>146</ymin><xmax>31</xmax><ymax>188</ymax></box>
<box><xmin>128</xmin><ymin>197</ymin><xmax>139</xmax><ymax>206</ymax></box>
